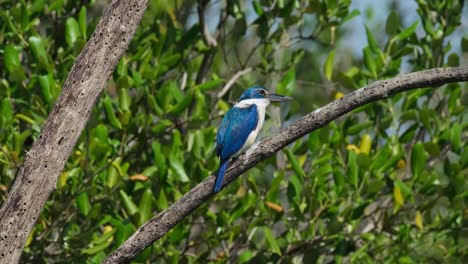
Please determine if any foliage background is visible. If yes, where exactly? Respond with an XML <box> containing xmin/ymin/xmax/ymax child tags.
<box><xmin>0</xmin><ymin>0</ymin><xmax>467</xmax><ymax>263</ymax></box>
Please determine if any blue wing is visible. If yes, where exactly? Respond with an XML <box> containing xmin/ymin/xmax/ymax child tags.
<box><xmin>216</xmin><ymin>105</ymin><xmax>258</xmax><ymax>162</ymax></box>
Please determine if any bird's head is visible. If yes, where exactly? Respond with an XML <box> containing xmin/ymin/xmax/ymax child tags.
<box><xmin>238</xmin><ymin>86</ymin><xmax>293</xmax><ymax>103</ymax></box>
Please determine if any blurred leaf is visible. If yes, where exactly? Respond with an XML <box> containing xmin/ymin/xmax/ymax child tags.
<box><xmin>348</xmin><ymin>150</ymin><xmax>358</xmax><ymax>188</ymax></box>
<box><xmin>370</xmin><ymin>144</ymin><xmax>391</xmax><ymax>171</ymax></box>
<box><xmin>28</xmin><ymin>36</ymin><xmax>48</xmax><ymax>65</ymax></box>
<box><xmin>284</xmin><ymin>148</ymin><xmax>305</xmax><ymax>181</ymax></box>
<box><xmin>415</xmin><ymin>211</ymin><xmax>423</xmax><ymax>230</ymax></box>
<box><xmin>239</xmin><ymin>250</ymin><xmax>254</xmax><ymax>263</ymax></box>
<box><xmin>359</xmin><ymin>134</ymin><xmax>372</xmax><ymax>155</ymax></box>
<box><xmin>38</xmin><ymin>75</ymin><xmax>52</xmax><ymax>103</ymax></box>
<box><xmin>393</xmin><ymin>185</ymin><xmax>404</xmax><ymax>206</ymax></box>
<box><xmin>82</xmin><ymin>239</ymin><xmax>112</xmax><ymax>255</ymax></box>
<box><xmin>195</xmin><ymin>79</ymin><xmax>224</xmax><ymax>91</ymax></box>
<box><xmin>343</xmin><ymin>9</ymin><xmax>360</xmax><ymax>22</ymax></box>
<box><xmin>263</xmin><ymin>227</ymin><xmax>281</xmax><ymax>255</ymax></box>
<box><xmin>449</xmin><ymin>123</ymin><xmax>461</xmax><ymax>151</ymax></box>
<box><xmin>106</xmin><ymin>165</ymin><xmax>119</xmax><ymax>188</ymax></box>
<box><xmin>4</xmin><ymin>45</ymin><xmax>20</xmax><ymax>73</ymax></box>
<box><xmin>152</xmin><ymin>141</ymin><xmax>167</xmax><ymax>177</ymax></box>
<box><xmin>385</xmin><ymin>11</ymin><xmax>400</xmax><ymax>36</ymax></box>
<box><xmin>119</xmin><ymin>190</ymin><xmax>138</xmax><ymax>216</ymax></box>
<box><xmin>65</xmin><ymin>17</ymin><xmax>80</xmax><ymax>46</ymax></box>
<box><xmin>395</xmin><ymin>21</ymin><xmax>418</xmax><ymax>41</ymax></box>
<box><xmin>363</xmin><ymin>47</ymin><xmax>376</xmax><ymax>77</ymax></box>
<box><xmin>365</xmin><ymin>26</ymin><xmax>380</xmax><ymax>54</ymax></box>
<box><xmin>103</xmin><ymin>96</ymin><xmax>122</xmax><ymax>129</ymax></box>
<box><xmin>462</xmin><ymin>36</ymin><xmax>468</xmax><ymax>52</ymax></box>
<box><xmin>168</xmin><ymin>92</ymin><xmax>192</xmax><ymax>115</ymax></box>
<box><xmin>277</xmin><ymin>68</ymin><xmax>295</xmax><ymax>96</ymax></box>
<box><xmin>169</xmin><ymin>153</ymin><xmax>189</xmax><ymax>183</ymax></box>
<box><xmin>138</xmin><ymin>188</ymin><xmax>153</xmax><ymax>225</ymax></box>
<box><xmin>324</xmin><ymin>49</ymin><xmax>335</xmax><ymax>80</ymax></box>
<box><xmin>411</xmin><ymin>142</ymin><xmax>427</xmax><ymax>177</ymax></box>
<box><xmin>76</xmin><ymin>192</ymin><xmax>91</xmax><ymax>216</ymax></box>
<box><xmin>78</xmin><ymin>7</ymin><xmax>87</xmax><ymax>38</ymax></box>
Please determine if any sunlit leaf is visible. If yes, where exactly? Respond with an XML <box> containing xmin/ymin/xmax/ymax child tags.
<box><xmin>324</xmin><ymin>49</ymin><xmax>335</xmax><ymax>80</ymax></box>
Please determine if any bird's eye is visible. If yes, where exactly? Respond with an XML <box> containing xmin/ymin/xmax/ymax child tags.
<box><xmin>259</xmin><ymin>89</ymin><xmax>266</xmax><ymax>96</ymax></box>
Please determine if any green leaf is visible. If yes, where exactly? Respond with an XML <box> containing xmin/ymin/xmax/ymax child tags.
<box><xmin>395</xmin><ymin>21</ymin><xmax>419</xmax><ymax>41</ymax></box>
<box><xmin>151</xmin><ymin>119</ymin><xmax>172</xmax><ymax>133</ymax></box>
<box><xmin>82</xmin><ymin>239</ymin><xmax>112</xmax><ymax>255</ymax></box>
<box><xmin>106</xmin><ymin>164</ymin><xmax>119</xmax><ymax>188</ymax></box>
<box><xmin>38</xmin><ymin>75</ymin><xmax>52</xmax><ymax>103</ymax></box>
<box><xmin>447</xmin><ymin>53</ymin><xmax>459</xmax><ymax>67</ymax></box>
<box><xmin>263</xmin><ymin>227</ymin><xmax>281</xmax><ymax>255</ymax></box>
<box><xmin>363</xmin><ymin>47</ymin><xmax>377</xmax><ymax>77</ymax></box>
<box><xmin>103</xmin><ymin>96</ymin><xmax>122</xmax><ymax>129</ymax></box>
<box><xmin>28</xmin><ymin>36</ymin><xmax>48</xmax><ymax>65</ymax></box>
<box><xmin>0</xmin><ymin>98</ymin><xmax>14</xmax><ymax>127</ymax></box>
<box><xmin>168</xmin><ymin>92</ymin><xmax>193</xmax><ymax>115</ymax></box>
<box><xmin>49</xmin><ymin>0</ymin><xmax>65</xmax><ymax>11</ymax></box>
<box><xmin>450</xmin><ymin>123</ymin><xmax>461</xmax><ymax>151</ymax></box>
<box><xmin>277</xmin><ymin>68</ymin><xmax>295</xmax><ymax>96</ymax></box>
<box><xmin>119</xmin><ymin>190</ymin><xmax>139</xmax><ymax>216</ymax></box>
<box><xmin>92</xmin><ymin>228</ymin><xmax>116</xmax><ymax>245</ymax></box>
<box><xmin>76</xmin><ymin>192</ymin><xmax>91</xmax><ymax>216</ymax></box>
<box><xmin>393</xmin><ymin>185</ymin><xmax>404</xmax><ymax>206</ymax></box>
<box><xmin>78</xmin><ymin>7</ymin><xmax>87</xmax><ymax>38</ymax></box>
<box><xmin>462</xmin><ymin>36</ymin><xmax>468</xmax><ymax>53</ymax></box>
<box><xmin>333</xmin><ymin>168</ymin><xmax>345</xmax><ymax>193</ymax></box>
<box><xmin>348</xmin><ymin>150</ymin><xmax>358</xmax><ymax>188</ymax></box>
<box><xmin>346</xmin><ymin>121</ymin><xmax>373</xmax><ymax>135</ymax></box>
<box><xmin>385</xmin><ymin>11</ymin><xmax>400</xmax><ymax>36</ymax></box>
<box><xmin>169</xmin><ymin>154</ymin><xmax>189</xmax><ymax>183</ymax></box>
<box><xmin>284</xmin><ymin>148</ymin><xmax>305</xmax><ymax>181</ymax></box>
<box><xmin>152</xmin><ymin>141</ymin><xmax>167</xmax><ymax>177</ymax></box>
<box><xmin>239</xmin><ymin>250</ymin><xmax>254</xmax><ymax>263</ymax></box>
<box><xmin>252</xmin><ymin>1</ymin><xmax>264</xmax><ymax>15</ymax></box>
<box><xmin>324</xmin><ymin>49</ymin><xmax>335</xmax><ymax>80</ymax></box>
<box><xmin>343</xmin><ymin>9</ymin><xmax>360</xmax><ymax>23</ymax></box>
<box><xmin>30</xmin><ymin>0</ymin><xmax>45</xmax><ymax>13</ymax></box>
<box><xmin>365</xmin><ymin>26</ymin><xmax>380</xmax><ymax>54</ymax></box>
<box><xmin>65</xmin><ymin>17</ymin><xmax>80</xmax><ymax>46</ymax></box>
<box><xmin>157</xmin><ymin>189</ymin><xmax>168</xmax><ymax>210</ymax></box>
<box><xmin>410</xmin><ymin>142</ymin><xmax>427</xmax><ymax>177</ymax></box>
<box><xmin>307</xmin><ymin>132</ymin><xmax>321</xmax><ymax>152</ymax></box>
<box><xmin>118</xmin><ymin>87</ymin><xmax>131</xmax><ymax>111</ymax></box>
<box><xmin>195</xmin><ymin>79</ymin><xmax>224</xmax><ymax>91</ymax></box>
<box><xmin>138</xmin><ymin>188</ymin><xmax>153</xmax><ymax>225</ymax></box>
<box><xmin>4</xmin><ymin>45</ymin><xmax>20</xmax><ymax>73</ymax></box>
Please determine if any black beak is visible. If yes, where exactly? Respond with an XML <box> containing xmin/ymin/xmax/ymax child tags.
<box><xmin>267</xmin><ymin>93</ymin><xmax>293</xmax><ymax>102</ymax></box>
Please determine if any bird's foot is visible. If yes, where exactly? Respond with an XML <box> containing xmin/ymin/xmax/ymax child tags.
<box><xmin>243</xmin><ymin>141</ymin><xmax>261</xmax><ymax>165</ymax></box>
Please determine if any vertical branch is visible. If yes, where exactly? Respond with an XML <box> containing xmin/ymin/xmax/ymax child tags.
<box><xmin>0</xmin><ymin>1</ymin><xmax>149</xmax><ymax>262</ymax></box>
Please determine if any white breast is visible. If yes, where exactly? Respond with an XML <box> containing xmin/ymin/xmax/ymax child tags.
<box><xmin>235</xmin><ymin>98</ymin><xmax>269</xmax><ymax>152</ymax></box>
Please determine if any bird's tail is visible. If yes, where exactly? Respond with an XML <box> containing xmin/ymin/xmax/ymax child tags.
<box><xmin>213</xmin><ymin>160</ymin><xmax>229</xmax><ymax>193</ymax></box>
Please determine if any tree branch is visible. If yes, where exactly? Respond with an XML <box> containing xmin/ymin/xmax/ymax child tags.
<box><xmin>0</xmin><ymin>0</ymin><xmax>149</xmax><ymax>262</ymax></box>
<box><xmin>217</xmin><ymin>67</ymin><xmax>253</xmax><ymax>99</ymax></box>
<box><xmin>104</xmin><ymin>66</ymin><xmax>468</xmax><ymax>263</ymax></box>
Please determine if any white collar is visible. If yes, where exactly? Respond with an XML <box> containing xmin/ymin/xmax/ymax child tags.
<box><xmin>234</xmin><ymin>98</ymin><xmax>270</xmax><ymax>108</ymax></box>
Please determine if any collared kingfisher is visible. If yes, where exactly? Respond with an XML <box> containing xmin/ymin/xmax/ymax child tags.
<box><xmin>213</xmin><ymin>86</ymin><xmax>293</xmax><ymax>193</ymax></box>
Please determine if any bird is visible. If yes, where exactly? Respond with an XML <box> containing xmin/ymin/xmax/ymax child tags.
<box><xmin>213</xmin><ymin>86</ymin><xmax>293</xmax><ymax>193</ymax></box>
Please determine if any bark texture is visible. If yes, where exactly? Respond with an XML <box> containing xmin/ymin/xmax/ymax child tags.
<box><xmin>104</xmin><ymin>66</ymin><xmax>468</xmax><ymax>263</ymax></box>
<box><xmin>0</xmin><ymin>1</ymin><xmax>149</xmax><ymax>262</ymax></box>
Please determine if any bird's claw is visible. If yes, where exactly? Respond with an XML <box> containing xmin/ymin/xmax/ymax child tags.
<box><xmin>243</xmin><ymin>141</ymin><xmax>261</xmax><ymax>165</ymax></box>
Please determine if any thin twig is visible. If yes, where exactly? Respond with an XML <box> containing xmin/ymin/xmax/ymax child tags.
<box><xmin>198</xmin><ymin>0</ymin><xmax>218</xmax><ymax>47</ymax></box>
<box><xmin>217</xmin><ymin>68</ymin><xmax>253</xmax><ymax>99</ymax></box>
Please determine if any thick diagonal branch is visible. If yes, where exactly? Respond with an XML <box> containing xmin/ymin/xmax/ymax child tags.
<box><xmin>0</xmin><ymin>1</ymin><xmax>149</xmax><ymax>263</ymax></box>
<box><xmin>104</xmin><ymin>66</ymin><xmax>468</xmax><ymax>263</ymax></box>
